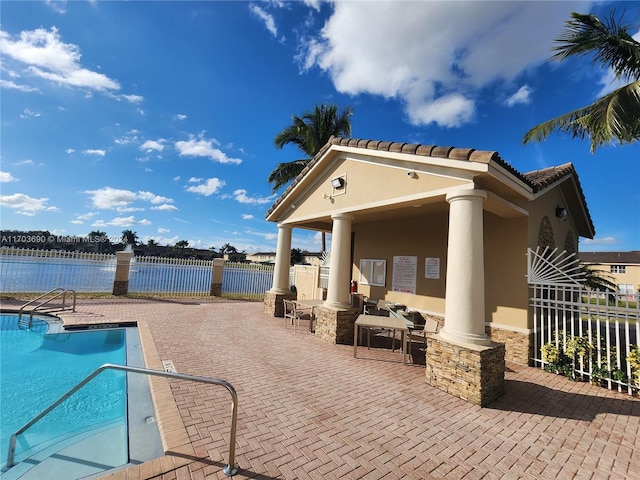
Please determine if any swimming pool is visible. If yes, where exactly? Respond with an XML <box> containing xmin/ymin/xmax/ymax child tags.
<box><xmin>0</xmin><ymin>313</ymin><xmax>161</xmax><ymax>479</ymax></box>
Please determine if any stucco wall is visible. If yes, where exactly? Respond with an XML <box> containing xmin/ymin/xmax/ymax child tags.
<box><xmin>351</xmin><ymin>212</ymin><xmax>449</xmax><ymax>314</ymax></box>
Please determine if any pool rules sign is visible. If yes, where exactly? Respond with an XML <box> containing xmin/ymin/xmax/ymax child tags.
<box><xmin>392</xmin><ymin>256</ymin><xmax>417</xmax><ymax>294</ymax></box>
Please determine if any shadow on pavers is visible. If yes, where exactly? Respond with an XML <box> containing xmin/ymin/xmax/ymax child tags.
<box><xmin>487</xmin><ymin>379</ymin><xmax>640</xmax><ymax>420</ymax></box>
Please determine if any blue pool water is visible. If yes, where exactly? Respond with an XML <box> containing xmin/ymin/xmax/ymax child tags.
<box><xmin>0</xmin><ymin>314</ymin><xmax>127</xmax><ymax>470</ymax></box>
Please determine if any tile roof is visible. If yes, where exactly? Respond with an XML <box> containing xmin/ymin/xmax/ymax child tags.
<box><xmin>579</xmin><ymin>251</ymin><xmax>640</xmax><ymax>264</ymax></box>
<box><xmin>265</xmin><ymin>137</ymin><xmax>590</xmax><ymax>224</ymax></box>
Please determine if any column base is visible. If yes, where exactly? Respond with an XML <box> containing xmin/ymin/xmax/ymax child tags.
<box><xmin>426</xmin><ymin>334</ymin><xmax>505</xmax><ymax>406</ymax></box>
<box><xmin>264</xmin><ymin>291</ymin><xmax>296</xmax><ymax>317</ymax></box>
<box><xmin>315</xmin><ymin>306</ymin><xmax>360</xmax><ymax>344</ymax></box>
<box><xmin>209</xmin><ymin>282</ymin><xmax>222</xmax><ymax>296</ymax></box>
<box><xmin>112</xmin><ymin>280</ymin><xmax>129</xmax><ymax>296</ymax></box>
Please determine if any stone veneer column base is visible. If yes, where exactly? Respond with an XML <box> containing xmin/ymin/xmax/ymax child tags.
<box><xmin>485</xmin><ymin>325</ymin><xmax>533</xmax><ymax>366</ymax></box>
<box><xmin>112</xmin><ymin>280</ymin><xmax>129</xmax><ymax>296</ymax></box>
<box><xmin>426</xmin><ymin>335</ymin><xmax>505</xmax><ymax>407</ymax></box>
<box><xmin>315</xmin><ymin>306</ymin><xmax>360</xmax><ymax>345</ymax></box>
<box><xmin>263</xmin><ymin>291</ymin><xmax>296</xmax><ymax>317</ymax></box>
<box><xmin>210</xmin><ymin>282</ymin><xmax>222</xmax><ymax>296</ymax></box>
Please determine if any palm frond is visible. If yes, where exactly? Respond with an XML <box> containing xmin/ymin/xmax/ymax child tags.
<box><xmin>267</xmin><ymin>159</ymin><xmax>310</xmax><ymax>192</ymax></box>
<box><xmin>551</xmin><ymin>11</ymin><xmax>640</xmax><ymax>81</ymax></box>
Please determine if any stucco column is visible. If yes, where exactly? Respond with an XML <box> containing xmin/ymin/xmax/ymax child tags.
<box><xmin>441</xmin><ymin>189</ymin><xmax>491</xmax><ymax>346</ymax></box>
<box><xmin>325</xmin><ymin>212</ymin><xmax>354</xmax><ymax>308</ymax></box>
<box><xmin>112</xmin><ymin>250</ymin><xmax>134</xmax><ymax>296</ymax></box>
<box><xmin>269</xmin><ymin>223</ymin><xmax>292</xmax><ymax>295</ymax></box>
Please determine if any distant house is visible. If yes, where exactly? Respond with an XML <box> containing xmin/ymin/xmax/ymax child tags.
<box><xmin>579</xmin><ymin>251</ymin><xmax>640</xmax><ymax>294</ymax></box>
<box><xmin>247</xmin><ymin>251</ymin><xmax>323</xmax><ymax>266</ymax></box>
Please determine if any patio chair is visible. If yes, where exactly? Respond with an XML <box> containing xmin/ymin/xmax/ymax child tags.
<box><xmin>283</xmin><ymin>299</ymin><xmax>313</xmax><ymax>332</ymax></box>
<box><xmin>407</xmin><ymin>316</ymin><xmax>440</xmax><ymax>355</ymax></box>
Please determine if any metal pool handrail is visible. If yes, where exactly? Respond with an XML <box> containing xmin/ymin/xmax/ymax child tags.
<box><xmin>5</xmin><ymin>363</ymin><xmax>239</xmax><ymax>477</ymax></box>
<box><xmin>18</xmin><ymin>287</ymin><xmax>77</xmax><ymax>328</ymax></box>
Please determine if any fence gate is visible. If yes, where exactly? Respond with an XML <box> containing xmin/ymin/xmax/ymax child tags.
<box><xmin>528</xmin><ymin>247</ymin><xmax>639</xmax><ymax>395</ymax></box>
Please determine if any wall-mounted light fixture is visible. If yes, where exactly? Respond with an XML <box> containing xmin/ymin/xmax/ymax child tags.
<box><xmin>407</xmin><ymin>170</ymin><xmax>417</xmax><ymax>179</ymax></box>
<box><xmin>290</xmin><ymin>203</ymin><xmax>297</xmax><ymax>209</ymax></box>
<box><xmin>331</xmin><ymin>177</ymin><xmax>345</xmax><ymax>189</ymax></box>
<box><xmin>555</xmin><ymin>205</ymin><xmax>568</xmax><ymax>221</ymax></box>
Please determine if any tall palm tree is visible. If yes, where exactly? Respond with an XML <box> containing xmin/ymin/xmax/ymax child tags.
<box><xmin>269</xmin><ymin>103</ymin><xmax>353</xmax><ymax>251</ymax></box>
<box><xmin>121</xmin><ymin>229</ymin><xmax>139</xmax><ymax>247</ymax></box>
<box><xmin>269</xmin><ymin>103</ymin><xmax>353</xmax><ymax>192</ymax></box>
<box><xmin>523</xmin><ymin>11</ymin><xmax>640</xmax><ymax>153</ymax></box>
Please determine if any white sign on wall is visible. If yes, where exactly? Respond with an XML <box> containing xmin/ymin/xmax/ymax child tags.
<box><xmin>425</xmin><ymin>257</ymin><xmax>440</xmax><ymax>279</ymax></box>
<box><xmin>392</xmin><ymin>255</ymin><xmax>417</xmax><ymax>294</ymax></box>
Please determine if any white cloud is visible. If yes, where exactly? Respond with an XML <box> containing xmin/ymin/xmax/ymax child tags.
<box><xmin>506</xmin><ymin>85</ymin><xmax>533</xmax><ymax>107</ymax></box>
<box><xmin>20</xmin><ymin>108</ymin><xmax>41</xmax><ymax>118</ymax></box>
<box><xmin>92</xmin><ymin>215</ymin><xmax>151</xmax><ymax>228</ymax></box>
<box><xmin>158</xmin><ymin>227</ymin><xmax>170</xmax><ymax>233</ymax></box>
<box><xmin>84</xmin><ymin>186</ymin><xmax>175</xmax><ymax>211</ymax></box>
<box><xmin>0</xmin><ymin>79</ymin><xmax>40</xmax><ymax>92</ymax></box>
<box><xmin>188</xmin><ymin>177</ymin><xmax>203</xmax><ymax>183</ymax></box>
<box><xmin>66</xmin><ymin>148</ymin><xmax>75</xmax><ymax>154</ymax></box>
<box><xmin>185</xmin><ymin>178</ymin><xmax>226</xmax><ymax>196</ymax></box>
<box><xmin>173</xmin><ymin>113</ymin><xmax>187</xmax><ymax>121</ymax></box>
<box><xmin>241</xmin><ymin>214</ymin><xmax>254</xmax><ymax>220</ymax></box>
<box><xmin>45</xmin><ymin>0</ymin><xmax>67</xmax><ymax>14</ymax></box>
<box><xmin>11</xmin><ymin>160</ymin><xmax>34</xmax><ymax>166</ymax></box>
<box><xmin>173</xmin><ymin>176</ymin><xmax>181</xmax><ymax>181</ymax></box>
<box><xmin>82</xmin><ymin>149</ymin><xmax>106</xmax><ymax>157</ymax></box>
<box><xmin>0</xmin><ymin>27</ymin><xmax>139</xmax><ymax>97</ymax></box>
<box><xmin>250</xmin><ymin>3</ymin><xmax>279</xmax><ymax>38</ymax></box>
<box><xmin>139</xmin><ymin>139</ymin><xmax>165</xmax><ymax>152</ymax></box>
<box><xmin>175</xmin><ymin>136</ymin><xmax>242</xmax><ymax>165</ymax></box>
<box><xmin>0</xmin><ymin>192</ymin><xmax>59</xmax><ymax>215</ymax></box>
<box><xmin>233</xmin><ymin>189</ymin><xmax>275</xmax><ymax>205</ymax></box>
<box><xmin>0</xmin><ymin>171</ymin><xmax>18</xmax><ymax>182</ymax></box>
<box><xmin>582</xmin><ymin>237</ymin><xmax>618</xmax><ymax>246</ymax></box>
<box><xmin>300</xmin><ymin>1</ymin><xmax>589</xmax><ymax>128</ymax></box>
<box><xmin>151</xmin><ymin>204</ymin><xmax>178</xmax><ymax>212</ymax></box>
<box><xmin>137</xmin><ymin>191</ymin><xmax>173</xmax><ymax>204</ymax></box>
<box><xmin>85</xmin><ymin>187</ymin><xmax>138</xmax><ymax>209</ymax></box>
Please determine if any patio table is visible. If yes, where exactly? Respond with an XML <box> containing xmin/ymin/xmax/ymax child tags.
<box><xmin>353</xmin><ymin>314</ymin><xmax>408</xmax><ymax>364</ymax></box>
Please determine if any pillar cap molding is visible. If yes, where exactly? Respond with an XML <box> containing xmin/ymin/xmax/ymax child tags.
<box><xmin>446</xmin><ymin>189</ymin><xmax>487</xmax><ymax>204</ymax></box>
<box><xmin>277</xmin><ymin>223</ymin><xmax>293</xmax><ymax>231</ymax></box>
<box><xmin>331</xmin><ymin>212</ymin><xmax>354</xmax><ymax>221</ymax></box>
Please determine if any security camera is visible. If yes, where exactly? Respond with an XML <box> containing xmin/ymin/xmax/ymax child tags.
<box><xmin>407</xmin><ymin>171</ymin><xmax>417</xmax><ymax>178</ymax></box>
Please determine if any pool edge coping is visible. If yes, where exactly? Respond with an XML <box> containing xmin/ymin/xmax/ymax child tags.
<box><xmin>99</xmin><ymin>319</ymin><xmax>198</xmax><ymax>480</ymax></box>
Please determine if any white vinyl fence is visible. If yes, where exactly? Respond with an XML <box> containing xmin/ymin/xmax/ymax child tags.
<box><xmin>0</xmin><ymin>247</ymin><xmax>275</xmax><ymax>299</ymax></box>
<box><xmin>128</xmin><ymin>256</ymin><xmax>215</xmax><ymax>296</ymax></box>
<box><xmin>528</xmin><ymin>247</ymin><xmax>640</xmax><ymax>395</ymax></box>
<box><xmin>0</xmin><ymin>247</ymin><xmax>116</xmax><ymax>293</ymax></box>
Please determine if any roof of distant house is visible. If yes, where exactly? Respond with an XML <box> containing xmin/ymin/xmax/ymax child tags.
<box><xmin>579</xmin><ymin>251</ymin><xmax>640</xmax><ymax>264</ymax></box>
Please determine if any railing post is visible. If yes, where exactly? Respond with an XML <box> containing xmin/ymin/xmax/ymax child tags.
<box><xmin>210</xmin><ymin>258</ymin><xmax>224</xmax><ymax>296</ymax></box>
<box><xmin>112</xmin><ymin>251</ymin><xmax>134</xmax><ymax>296</ymax></box>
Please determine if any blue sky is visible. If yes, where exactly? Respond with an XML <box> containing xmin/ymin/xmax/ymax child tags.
<box><xmin>1</xmin><ymin>0</ymin><xmax>638</xmax><ymax>254</ymax></box>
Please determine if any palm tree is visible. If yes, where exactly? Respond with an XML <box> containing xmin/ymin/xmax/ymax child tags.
<box><xmin>269</xmin><ymin>103</ymin><xmax>353</xmax><ymax>251</ymax></box>
<box><xmin>523</xmin><ymin>11</ymin><xmax>640</xmax><ymax>153</ymax></box>
<box><xmin>121</xmin><ymin>229</ymin><xmax>139</xmax><ymax>247</ymax></box>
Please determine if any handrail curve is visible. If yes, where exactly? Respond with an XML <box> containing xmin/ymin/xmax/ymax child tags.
<box><xmin>18</xmin><ymin>288</ymin><xmax>77</xmax><ymax>328</ymax></box>
<box><xmin>5</xmin><ymin>363</ymin><xmax>239</xmax><ymax>476</ymax></box>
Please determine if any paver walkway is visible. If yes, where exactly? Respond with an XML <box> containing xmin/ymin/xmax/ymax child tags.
<box><xmin>5</xmin><ymin>297</ymin><xmax>640</xmax><ymax>479</ymax></box>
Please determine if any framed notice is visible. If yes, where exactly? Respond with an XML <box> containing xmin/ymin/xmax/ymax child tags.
<box><xmin>359</xmin><ymin>259</ymin><xmax>386</xmax><ymax>286</ymax></box>
<box><xmin>425</xmin><ymin>257</ymin><xmax>440</xmax><ymax>279</ymax></box>
<box><xmin>391</xmin><ymin>256</ymin><xmax>417</xmax><ymax>294</ymax></box>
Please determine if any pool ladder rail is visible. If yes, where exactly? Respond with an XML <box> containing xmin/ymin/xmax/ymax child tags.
<box><xmin>4</xmin><ymin>364</ymin><xmax>240</xmax><ymax>477</ymax></box>
<box><xmin>18</xmin><ymin>288</ymin><xmax>76</xmax><ymax>329</ymax></box>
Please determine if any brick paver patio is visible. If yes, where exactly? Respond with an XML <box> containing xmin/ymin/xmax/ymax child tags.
<box><xmin>5</xmin><ymin>297</ymin><xmax>639</xmax><ymax>479</ymax></box>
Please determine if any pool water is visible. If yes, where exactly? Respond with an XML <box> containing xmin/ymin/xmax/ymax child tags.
<box><xmin>0</xmin><ymin>314</ymin><xmax>128</xmax><ymax>472</ymax></box>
